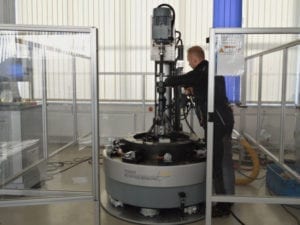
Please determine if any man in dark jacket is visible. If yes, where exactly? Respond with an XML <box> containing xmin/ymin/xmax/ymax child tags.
<box><xmin>164</xmin><ymin>46</ymin><xmax>234</xmax><ymax>217</ymax></box>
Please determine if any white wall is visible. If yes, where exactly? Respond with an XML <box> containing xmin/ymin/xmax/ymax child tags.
<box><xmin>243</xmin><ymin>0</ymin><xmax>299</xmax><ymax>28</ymax></box>
<box><xmin>46</xmin><ymin>103</ymin><xmax>203</xmax><ymax>145</ymax></box>
<box><xmin>47</xmin><ymin>103</ymin><xmax>299</xmax><ymax>156</ymax></box>
<box><xmin>0</xmin><ymin>0</ymin><xmax>15</xmax><ymax>23</ymax></box>
<box><xmin>14</xmin><ymin>0</ymin><xmax>213</xmax><ymax>100</ymax></box>
<box><xmin>12</xmin><ymin>0</ymin><xmax>299</xmax><ymax>102</ymax></box>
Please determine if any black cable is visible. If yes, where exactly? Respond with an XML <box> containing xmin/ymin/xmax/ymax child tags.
<box><xmin>281</xmin><ymin>205</ymin><xmax>300</xmax><ymax>225</ymax></box>
<box><xmin>47</xmin><ymin>162</ymin><xmax>64</xmax><ymax>172</ymax></box>
<box><xmin>157</xmin><ymin>4</ymin><xmax>175</xmax><ymax>30</ymax></box>
<box><xmin>180</xmin><ymin>106</ymin><xmax>190</xmax><ymax>120</ymax></box>
<box><xmin>184</xmin><ymin>115</ymin><xmax>196</xmax><ymax>135</ymax></box>
<box><xmin>175</xmin><ymin>30</ymin><xmax>181</xmax><ymax>39</ymax></box>
<box><xmin>49</xmin><ymin>157</ymin><xmax>91</xmax><ymax>175</ymax></box>
<box><xmin>230</xmin><ymin>210</ymin><xmax>246</xmax><ymax>225</ymax></box>
<box><xmin>147</xmin><ymin>122</ymin><xmax>155</xmax><ymax>133</ymax></box>
<box><xmin>175</xmin><ymin>30</ymin><xmax>183</xmax><ymax>46</ymax></box>
<box><xmin>40</xmin><ymin>156</ymin><xmax>99</xmax><ymax>184</ymax></box>
<box><xmin>174</xmin><ymin>97</ymin><xmax>196</xmax><ymax>134</ymax></box>
<box><xmin>237</xmin><ymin>170</ymin><xmax>266</xmax><ymax>180</ymax></box>
<box><xmin>163</xmin><ymin>113</ymin><xmax>173</xmax><ymax>127</ymax></box>
<box><xmin>285</xmin><ymin>205</ymin><xmax>300</xmax><ymax>210</ymax></box>
<box><xmin>268</xmin><ymin>189</ymin><xmax>300</xmax><ymax>225</ymax></box>
<box><xmin>180</xmin><ymin>99</ymin><xmax>193</xmax><ymax>120</ymax></box>
<box><xmin>74</xmin><ymin>157</ymin><xmax>88</xmax><ymax>163</ymax></box>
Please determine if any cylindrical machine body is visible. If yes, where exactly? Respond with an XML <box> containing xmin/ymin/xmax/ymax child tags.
<box><xmin>104</xmin><ymin>133</ymin><xmax>206</xmax><ymax>209</ymax></box>
<box><xmin>104</xmin><ymin>150</ymin><xmax>206</xmax><ymax>209</ymax></box>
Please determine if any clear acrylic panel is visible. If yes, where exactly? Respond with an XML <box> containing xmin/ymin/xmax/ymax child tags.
<box><xmin>284</xmin><ymin>45</ymin><xmax>300</xmax><ymax>179</ymax></box>
<box><xmin>261</xmin><ymin>51</ymin><xmax>283</xmax><ymax>103</ymax></box>
<box><xmin>213</xmin><ymin>33</ymin><xmax>300</xmax><ymax>200</ymax></box>
<box><xmin>243</xmin><ymin>57</ymin><xmax>259</xmax><ymax>138</ymax></box>
<box><xmin>0</xmin><ymin>28</ymin><xmax>95</xmax><ymax>200</ymax></box>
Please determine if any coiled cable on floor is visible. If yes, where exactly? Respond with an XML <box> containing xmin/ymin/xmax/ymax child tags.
<box><xmin>234</xmin><ymin>131</ymin><xmax>260</xmax><ymax>185</ymax></box>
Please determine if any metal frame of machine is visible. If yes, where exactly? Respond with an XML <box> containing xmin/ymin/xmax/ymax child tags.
<box><xmin>102</xmin><ymin>4</ymin><xmax>207</xmax><ymax>224</ymax></box>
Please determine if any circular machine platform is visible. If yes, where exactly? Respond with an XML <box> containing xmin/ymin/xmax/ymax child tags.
<box><xmin>101</xmin><ymin>132</ymin><xmax>206</xmax><ymax>224</ymax></box>
<box><xmin>100</xmin><ymin>190</ymin><xmax>205</xmax><ymax>225</ymax></box>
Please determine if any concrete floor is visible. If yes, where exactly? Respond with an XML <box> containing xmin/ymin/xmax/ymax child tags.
<box><xmin>0</xmin><ymin>199</ymin><xmax>299</xmax><ymax>225</ymax></box>
<box><xmin>0</xmin><ymin>144</ymin><xmax>299</xmax><ymax>225</ymax></box>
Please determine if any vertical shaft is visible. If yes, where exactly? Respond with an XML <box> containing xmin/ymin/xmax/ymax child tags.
<box><xmin>156</xmin><ymin>43</ymin><xmax>166</xmax><ymax>135</ymax></box>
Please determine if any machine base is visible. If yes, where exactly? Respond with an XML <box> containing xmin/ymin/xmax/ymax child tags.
<box><xmin>100</xmin><ymin>190</ymin><xmax>205</xmax><ymax>225</ymax></box>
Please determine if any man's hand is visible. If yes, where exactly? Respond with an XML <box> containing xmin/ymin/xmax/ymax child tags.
<box><xmin>184</xmin><ymin>87</ymin><xmax>194</xmax><ymax>95</ymax></box>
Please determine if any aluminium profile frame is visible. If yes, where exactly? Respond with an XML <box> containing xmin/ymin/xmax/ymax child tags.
<box><xmin>0</xmin><ymin>24</ymin><xmax>100</xmax><ymax>225</ymax></box>
<box><xmin>243</xmin><ymin>39</ymin><xmax>300</xmax><ymax>180</ymax></box>
<box><xmin>206</xmin><ymin>27</ymin><xmax>300</xmax><ymax>225</ymax></box>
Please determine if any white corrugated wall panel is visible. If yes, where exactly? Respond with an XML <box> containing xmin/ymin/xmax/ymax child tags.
<box><xmin>243</xmin><ymin>0</ymin><xmax>299</xmax><ymax>102</ymax></box>
<box><xmin>15</xmin><ymin>0</ymin><xmax>213</xmax><ymax>101</ymax></box>
<box><xmin>14</xmin><ymin>0</ymin><xmax>298</xmax><ymax>102</ymax></box>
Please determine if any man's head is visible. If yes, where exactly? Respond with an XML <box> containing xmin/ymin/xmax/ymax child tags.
<box><xmin>187</xmin><ymin>46</ymin><xmax>205</xmax><ymax>69</ymax></box>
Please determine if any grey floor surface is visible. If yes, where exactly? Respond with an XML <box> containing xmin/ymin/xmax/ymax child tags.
<box><xmin>0</xmin><ymin>199</ymin><xmax>299</xmax><ymax>225</ymax></box>
<box><xmin>0</xmin><ymin>144</ymin><xmax>299</xmax><ymax>225</ymax></box>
